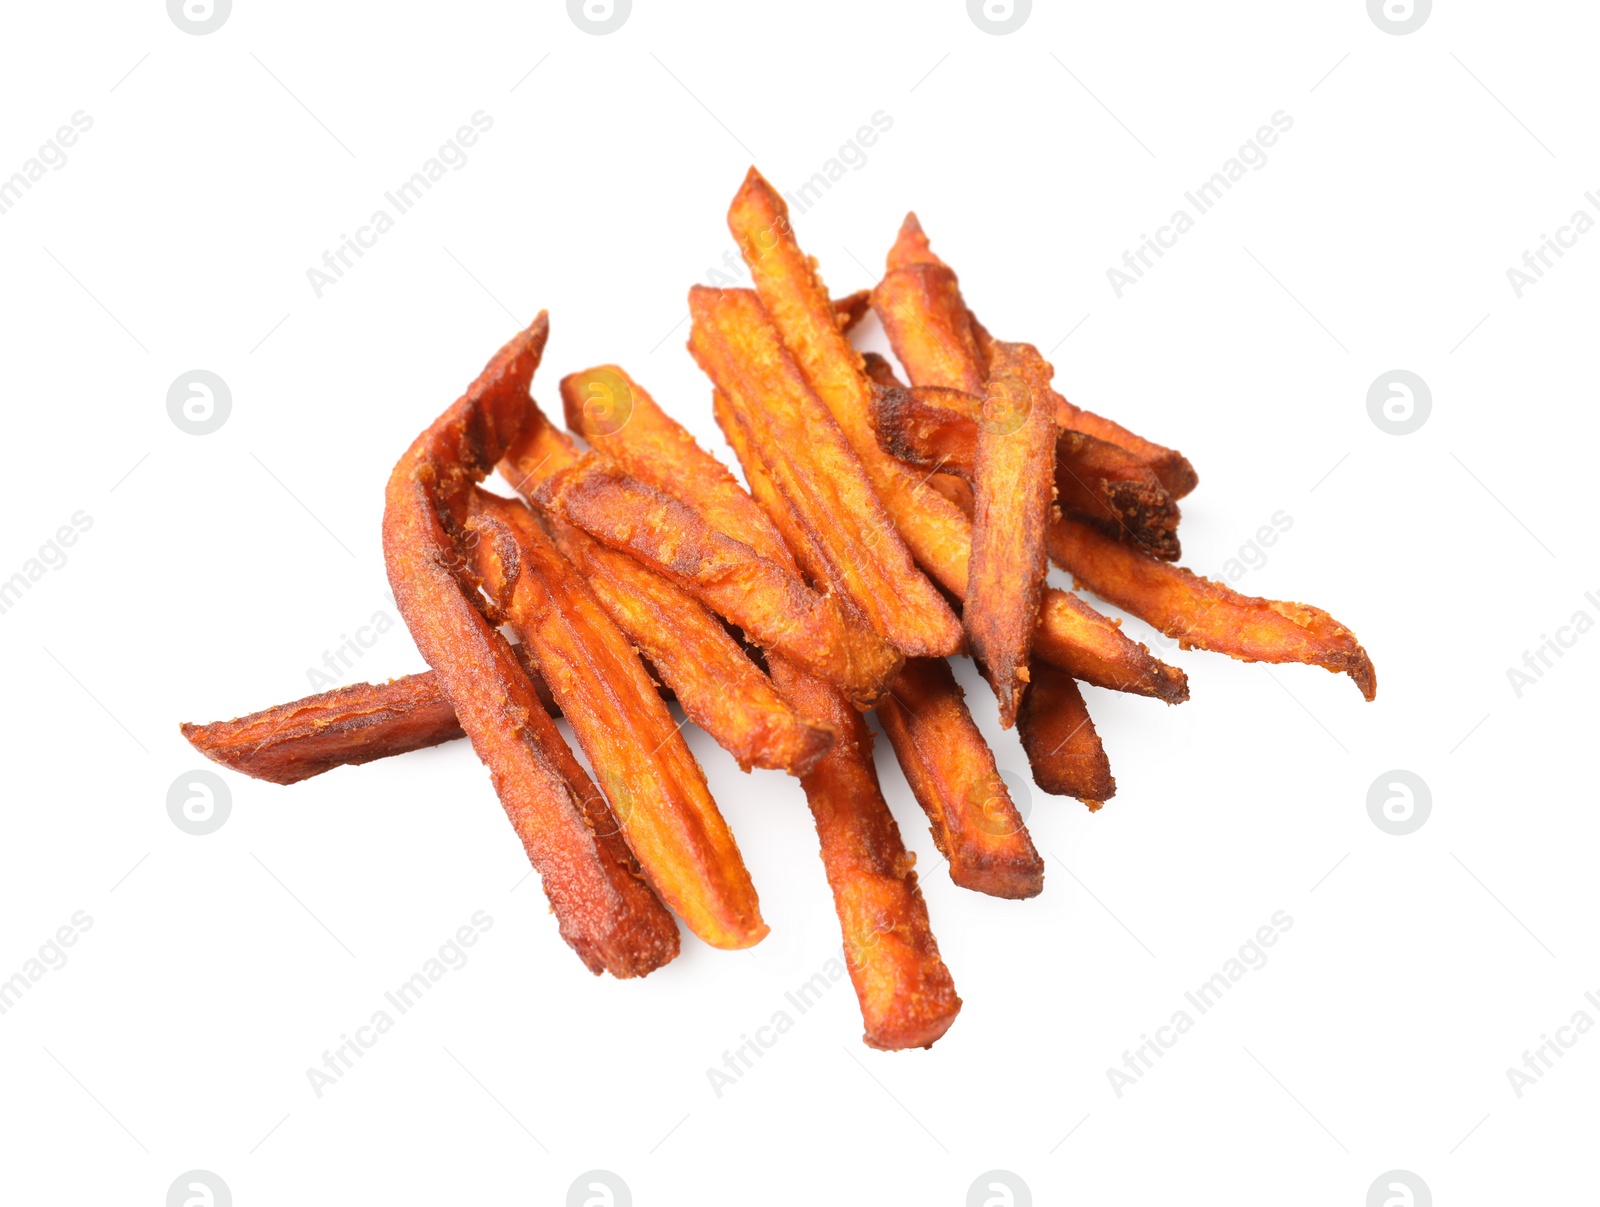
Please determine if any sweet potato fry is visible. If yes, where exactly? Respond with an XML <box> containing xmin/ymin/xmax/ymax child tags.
<box><xmin>966</xmin><ymin>341</ymin><xmax>1058</xmax><ymax>726</ymax></box>
<box><xmin>467</xmin><ymin>489</ymin><xmax>767</xmax><ymax>950</ymax></box>
<box><xmin>728</xmin><ymin>174</ymin><xmax>1181</xmax><ymax>702</ymax></box>
<box><xmin>879</xmin><ymin>210</ymin><xmax>1199</xmax><ymax>500</ymax></box>
<box><xmin>563</xmin><ymin>369</ymin><xmax>960</xmax><ymax>1045</ymax></box>
<box><xmin>832</xmin><ymin>288</ymin><xmax>872</xmax><ymax>333</ymax></box>
<box><xmin>500</xmin><ymin>397</ymin><xmax>834</xmax><ymax>775</ymax></box>
<box><xmin>381</xmin><ymin>314</ymin><xmax>679</xmax><ymax>978</ymax></box>
<box><xmin>767</xmin><ymin>658</ymin><xmax>962</xmax><ymax>1049</ymax></box>
<box><xmin>1049</xmin><ymin>517</ymin><xmax>1377</xmax><ymax>700</ymax></box>
<box><xmin>1017</xmin><ymin>660</ymin><xmax>1116</xmax><ymax>807</ymax></box>
<box><xmin>877</xmin><ymin>659</ymin><xmax>1044</xmax><ymax>899</ymax></box>
<box><xmin>534</xmin><ymin>455</ymin><xmax>903</xmax><ymax>705</ymax></box>
<box><xmin>870</xmin><ymin>380</ymin><xmax>1181</xmax><ymax>560</ymax></box>
<box><xmin>725</xmin><ymin>172</ymin><xmax>971</xmax><ymax>638</ymax></box>
<box><xmin>180</xmin><ymin>647</ymin><xmax>554</xmax><ymax>785</ymax></box>
<box><xmin>687</xmin><ymin>284</ymin><xmax>963</xmax><ymax>658</ymax></box>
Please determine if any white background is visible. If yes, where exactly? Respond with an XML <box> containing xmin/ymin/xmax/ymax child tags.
<box><xmin>1</xmin><ymin>2</ymin><xmax>1595</xmax><ymax>1203</ymax></box>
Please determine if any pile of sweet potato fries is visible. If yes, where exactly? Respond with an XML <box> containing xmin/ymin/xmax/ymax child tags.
<box><xmin>184</xmin><ymin>169</ymin><xmax>1374</xmax><ymax>1050</ymax></box>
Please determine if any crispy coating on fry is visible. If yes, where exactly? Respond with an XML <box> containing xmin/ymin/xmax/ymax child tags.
<box><xmin>966</xmin><ymin>341</ymin><xmax>1057</xmax><ymax>727</ymax></box>
<box><xmin>768</xmin><ymin>658</ymin><xmax>962</xmax><ymax>1049</ymax></box>
<box><xmin>877</xmin><ymin>659</ymin><xmax>1044</xmax><ymax>899</ymax></box>
<box><xmin>1017</xmin><ymin>660</ymin><xmax>1116</xmax><ymax>808</ymax></box>
<box><xmin>179</xmin><ymin>646</ymin><xmax>559</xmax><ymax>785</ymax></box>
<box><xmin>381</xmin><ymin>315</ymin><xmax>679</xmax><ymax>978</ymax></box>
<box><xmin>882</xmin><ymin>209</ymin><xmax>1198</xmax><ymax>500</ymax></box>
<box><xmin>535</xmin><ymin>455</ymin><xmax>903</xmax><ymax>705</ymax></box>
<box><xmin>1049</xmin><ymin>517</ymin><xmax>1377</xmax><ymax>700</ymax></box>
<box><xmin>725</xmin><ymin>172</ymin><xmax>971</xmax><ymax>647</ymax></box>
<box><xmin>870</xmin><ymin>381</ymin><xmax>1181</xmax><ymax>559</ymax></box>
<box><xmin>182</xmin><ymin>671</ymin><xmax>467</xmax><ymax>785</ymax></box>
<box><xmin>468</xmin><ymin>489</ymin><xmax>767</xmax><ymax>950</ymax></box>
<box><xmin>501</xmin><ymin>394</ymin><xmax>834</xmax><ymax>775</ymax></box>
<box><xmin>832</xmin><ymin>288</ymin><xmax>872</xmax><ymax>334</ymax></box>
<box><xmin>573</xmin><ymin>375</ymin><xmax>960</xmax><ymax>1045</ymax></box>
<box><xmin>687</xmin><ymin>284</ymin><xmax>963</xmax><ymax>658</ymax></box>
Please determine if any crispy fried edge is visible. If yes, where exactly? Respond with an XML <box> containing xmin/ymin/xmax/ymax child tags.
<box><xmin>726</xmin><ymin>170</ymin><xmax>967</xmax><ymax>655</ymax></box>
<box><xmin>468</xmin><ymin>489</ymin><xmax>768</xmax><ymax>950</ymax></box>
<box><xmin>567</xmin><ymin>369</ymin><xmax>961</xmax><ymax>1046</ymax></box>
<box><xmin>381</xmin><ymin>314</ymin><xmax>679</xmax><ymax>978</ymax></box>
<box><xmin>533</xmin><ymin>454</ymin><xmax>903</xmax><ymax>705</ymax></box>
<box><xmin>687</xmin><ymin>283</ymin><xmax>963</xmax><ymax>658</ymax></box>
<box><xmin>876</xmin><ymin>659</ymin><xmax>1044</xmax><ymax>899</ymax></box>
<box><xmin>966</xmin><ymin>341</ymin><xmax>1057</xmax><ymax>727</ymax></box>
<box><xmin>1049</xmin><ymin>517</ymin><xmax>1377</xmax><ymax>699</ymax></box>
<box><xmin>501</xmin><ymin>398</ymin><xmax>834</xmax><ymax>775</ymax></box>
<box><xmin>1017</xmin><ymin>659</ymin><xmax>1116</xmax><ymax>808</ymax></box>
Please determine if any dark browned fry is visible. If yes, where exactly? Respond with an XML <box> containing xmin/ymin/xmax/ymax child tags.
<box><xmin>870</xmin><ymin>380</ymin><xmax>1181</xmax><ymax>559</ymax></box>
<box><xmin>966</xmin><ymin>341</ymin><xmax>1057</xmax><ymax>727</ymax></box>
<box><xmin>832</xmin><ymin>288</ymin><xmax>872</xmax><ymax>333</ymax></box>
<box><xmin>500</xmin><ymin>395</ymin><xmax>835</xmax><ymax>775</ymax></box>
<box><xmin>381</xmin><ymin>314</ymin><xmax>679</xmax><ymax>978</ymax></box>
<box><xmin>878</xmin><ymin>209</ymin><xmax>1197</xmax><ymax>498</ymax></box>
<box><xmin>1049</xmin><ymin>517</ymin><xmax>1377</xmax><ymax>700</ymax></box>
<box><xmin>1017</xmin><ymin>660</ymin><xmax>1116</xmax><ymax>808</ymax></box>
<box><xmin>534</xmin><ymin>455</ymin><xmax>903</xmax><ymax>705</ymax></box>
<box><xmin>877</xmin><ymin>659</ymin><xmax>1044</xmax><ymax>899</ymax></box>
<box><xmin>687</xmin><ymin>284</ymin><xmax>964</xmax><ymax>658</ymax></box>
<box><xmin>180</xmin><ymin>648</ymin><xmax>554</xmax><ymax>785</ymax></box>
<box><xmin>467</xmin><ymin>489</ymin><xmax>767</xmax><ymax>950</ymax></box>
<box><xmin>768</xmin><ymin>657</ymin><xmax>962</xmax><ymax>1050</ymax></box>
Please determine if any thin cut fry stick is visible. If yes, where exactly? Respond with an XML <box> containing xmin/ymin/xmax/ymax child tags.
<box><xmin>876</xmin><ymin>659</ymin><xmax>1044</xmax><ymax>899</ymax></box>
<box><xmin>1050</xmin><ymin>518</ymin><xmax>1377</xmax><ymax>700</ymax></box>
<box><xmin>687</xmin><ymin>284</ymin><xmax>963</xmax><ymax>658</ymax></box>
<box><xmin>728</xmin><ymin>171</ymin><xmax>1183</xmax><ymax>701</ymax></box>
<box><xmin>966</xmin><ymin>340</ymin><xmax>1057</xmax><ymax>726</ymax></box>
<box><xmin>568</xmin><ymin>371</ymin><xmax>961</xmax><ymax>1046</ymax></box>
<box><xmin>467</xmin><ymin>489</ymin><xmax>768</xmax><ymax>950</ymax></box>
<box><xmin>1017</xmin><ymin>660</ymin><xmax>1116</xmax><ymax>808</ymax></box>
<box><xmin>500</xmin><ymin>398</ymin><xmax>835</xmax><ymax>775</ymax></box>
<box><xmin>381</xmin><ymin>314</ymin><xmax>679</xmax><ymax>978</ymax></box>
<box><xmin>534</xmin><ymin>455</ymin><xmax>903</xmax><ymax>705</ymax></box>
<box><xmin>180</xmin><ymin>649</ymin><xmax>552</xmax><ymax>785</ymax></box>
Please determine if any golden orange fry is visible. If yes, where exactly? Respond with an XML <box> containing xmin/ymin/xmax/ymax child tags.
<box><xmin>381</xmin><ymin>314</ymin><xmax>679</xmax><ymax>978</ymax></box>
<box><xmin>467</xmin><ymin>488</ymin><xmax>767</xmax><ymax>950</ymax></box>
<box><xmin>883</xmin><ymin>211</ymin><xmax>1199</xmax><ymax>499</ymax></box>
<box><xmin>1049</xmin><ymin>517</ymin><xmax>1377</xmax><ymax>700</ymax></box>
<box><xmin>728</xmin><ymin>172</ymin><xmax>1180</xmax><ymax>701</ymax></box>
<box><xmin>500</xmin><ymin>398</ymin><xmax>835</xmax><ymax>776</ymax></box>
<box><xmin>877</xmin><ymin>658</ymin><xmax>1044</xmax><ymax>899</ymax></box>
<box><xmin>569</xmin><ymin>369</ymin><xmax>962</xmax><ymax>1047</ymax></box>
<box><xmin>768</xmin><ymin>652</ymin><xmax>963</xmax><ymax>1049</ymax></box>
<box><xmin>534</xmin><ymin>455</ymin><xmax>903</xmax><ymax>705</ymax></box>
<box><xmin>1017</xmin><ymin>659</ymin><xmax>1116</xmax><ymax>808</ymax></box>
<box><xmin>725</xmin><ymin>171</ymin><xmax>973</xmax><ymax>637</ymax></box>
<box><xmin>687</xmin><ymin>284</ymin><xmax>964</xmax><ymax>658</ymax></box>
<box><xmin>965</xmin><ymin>340</ymin><xmax>1058</xmax><ymax>726</ymax></box>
